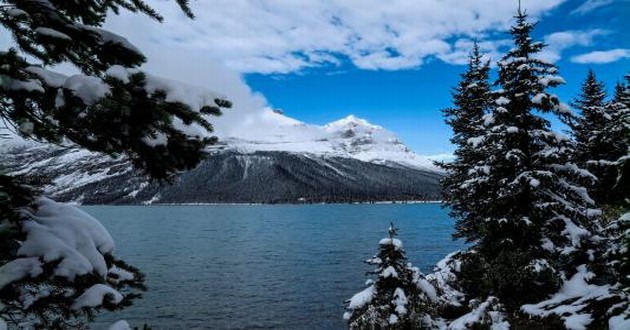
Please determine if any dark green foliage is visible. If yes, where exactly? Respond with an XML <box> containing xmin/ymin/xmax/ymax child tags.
<box><xmin>457</xmin><ymin>248</ymin><xmax>560</xmax><ymax>311</ymax></box>
<box><xmin>0</xmin><ymin>172</ymin><xmax>35</xmax><ymax>225</ymax></box>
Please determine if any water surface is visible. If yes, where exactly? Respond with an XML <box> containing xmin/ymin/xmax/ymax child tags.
<box><xmin>88</xmin><ymin>204</ymin><xmax>464</xmax><ymax>329</ymax></box>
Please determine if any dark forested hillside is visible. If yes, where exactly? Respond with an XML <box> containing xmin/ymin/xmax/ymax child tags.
<box><xmin>4</xmin><ymin>146</ymin><xmax>442</xmax><ymax>204</ymax></box>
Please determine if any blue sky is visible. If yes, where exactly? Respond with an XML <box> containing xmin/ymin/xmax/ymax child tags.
<box><xmin>243</xmin><ymin>1</ymin><xmax>629</xmax><ymax>155</ymax></box>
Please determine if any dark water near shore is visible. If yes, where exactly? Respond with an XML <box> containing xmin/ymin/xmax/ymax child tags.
<box><xmin>87</xmin><ymin>203</ymin><xmax>464</xmax><ymax>329</ymax></box>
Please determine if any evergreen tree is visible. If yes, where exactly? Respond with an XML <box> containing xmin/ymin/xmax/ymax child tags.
<box><xmin>0</xmin><ymin>0</ymin><xmax>230</xmax><ymax>327</ymax></box>
<box><xmin>567</xmin><ymin>69</ymin><xmax>607</xmax><ymax>149</ymax></box>
<box><xmin>344</xmin><ymin>223</ymin><xmax>433</xmax><ymax>329</ymax></box>
<box><xmin>439</xmin><ymin>41</ymin><xmax>492</xmax><ymax>242</ymax></box>
<box><xmin>567</xmin><ymin>70</ymin><xmax>627</xmax><ymax>206</ymax></box>
<box><xmin>612</xmin><ymin>74</ymin><xmax>630</xmax><ymax>206</ymax></box>
<box><xmin>608</xmin><ymin>74</ymin><xmax>630</xmax><ymax>296</ymax></box>
<box><xmin>451</xmin><ymin>9</ymin><xmax>602</xmax><ymax>312</ymax></box>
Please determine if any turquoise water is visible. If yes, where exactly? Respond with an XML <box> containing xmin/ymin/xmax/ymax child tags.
<box><xmin>87</xmin><ymin>204</ymin><xmax>464</xmax><ymax>329</ymax></box>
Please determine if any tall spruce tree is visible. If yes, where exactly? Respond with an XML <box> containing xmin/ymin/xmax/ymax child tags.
<box><xmin>0</xmin><ymin>0</ymin><xmax>230</xmax><ymax>327</ymax></box>
<box><xmin>451</xmin><ymin>9</ymin><xmax>603</xmax><ymax>312</ymax></box>
<box><xmin>568</xmin><ymin>70</ymin><xmax>627</xmax><ymax>206</ymax></box>
<box><xmin>440</xmin><ymin>42</ymin><xmax>492</xmax><ymax>242</ymax></box>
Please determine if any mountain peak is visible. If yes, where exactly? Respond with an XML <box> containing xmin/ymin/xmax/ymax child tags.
<box><xmin>324</xmin><ymin>114</ymin><xmax>382</xmax><ymax>131</ymax></box>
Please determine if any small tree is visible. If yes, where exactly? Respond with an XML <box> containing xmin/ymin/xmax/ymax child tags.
<box><xmin>0</xmin><ymin>0</ymin><xmax>230</xmax><ymax>327</ymax></box>
<box><xmin>344</xmin><ymin>223</ymin><xmax>435</xmax><ymax>329</ymax></box>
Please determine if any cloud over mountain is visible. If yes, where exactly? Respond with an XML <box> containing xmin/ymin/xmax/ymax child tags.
<box><xmin>102</xmin><ymin>0</ymin><xmax>567</xmax><ymax>74</ymax></box>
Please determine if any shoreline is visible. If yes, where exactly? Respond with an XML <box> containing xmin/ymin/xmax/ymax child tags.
<box><xmin>78</xmin><ymin>200</ymin><xmax>445</xmax><ymax>207</ymax></box>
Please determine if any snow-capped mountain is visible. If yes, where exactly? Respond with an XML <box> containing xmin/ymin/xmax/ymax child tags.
<box><xmin>2</xmin><ymin>110</ymin><xmax>443</xmax><ymax>204</ymax></box>
<box><xmin>216</xmin><ymin>109</ymin><xmax>438</xmax><ymax>171</ymax></box>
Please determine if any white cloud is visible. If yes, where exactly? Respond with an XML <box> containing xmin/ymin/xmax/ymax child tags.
<box><xmin>1</xmin><ymin>25</ymin><xmax>269</xmax><ymax>140</ymax></box>
<box><xmin>99</xmin><ymin>0</ymin><xmax>566</xmax><ymax>74</ymax></box>
<box><xmin>537</xmin><ymin>29</ymin><xmax>609</xmax><ymax>63</ymax></box>
<box><xmin>437</xmin><ymin>39</ymin><xmax>512</xmax><ymax>65</ymax></box>
<box><xmin>570</xmin><ymin>0</ymin><xmax>614</xmax><ymax>15</ymax></box>
<box><xmin>571</xmin><ymin>49</ymin><xmax>630</xmax><ymax>64</ymax></box>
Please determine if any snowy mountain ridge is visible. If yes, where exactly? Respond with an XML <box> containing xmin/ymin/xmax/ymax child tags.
<box><xmin>216</xmin><ymin>109</ymin><xmax>439</xmax><ymax>171</ymax></box>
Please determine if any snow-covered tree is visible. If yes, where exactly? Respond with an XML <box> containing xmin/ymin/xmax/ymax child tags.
<box><xmin>567</xmin><ymin>70</ymin><xmax>608</xmax><ymax>146</ymax></box>
<box><xmin>437</xmin><ymin>9</ymin><xmax>630</xmax><ymax>329</ymax></box>
<box><xmin>566</xmin><ymin>70</ymin><xmax>628</xmax><ymax>206</ymax></box>
<box><xmin>439</xmin><ymin>41</ymin><xmax>493</xmax><ymax>243</ymax></box>
<box><xmin>610</xmin><ymin>74</ymin><xmax>630</xmax><ymax>207</ymax></box>
<box><xmin>344</xmin><ymin>223</ymin><xmax>435</xmax><ymax>329</ymax></box>
<box><xmin>446</xmin><ymin>9</ymin><xmax>613</xmax><ymax>322</ymax></box>
<box><xmin>1</xmin><ymin>0</ymin><xmax>230</xmax><ymax>327</ymax></box>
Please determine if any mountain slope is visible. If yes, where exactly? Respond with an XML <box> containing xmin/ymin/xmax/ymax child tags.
<box><xmin>4</xmin><ymin>146</ymin><xmax>441</xmax><ymax>204</ymax></box>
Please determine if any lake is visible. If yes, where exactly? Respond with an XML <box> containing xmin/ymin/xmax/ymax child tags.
<box><xmin>88</xmin><ymin>203</ymin><xmax>464</xmax><ymax>329</ymax></box>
